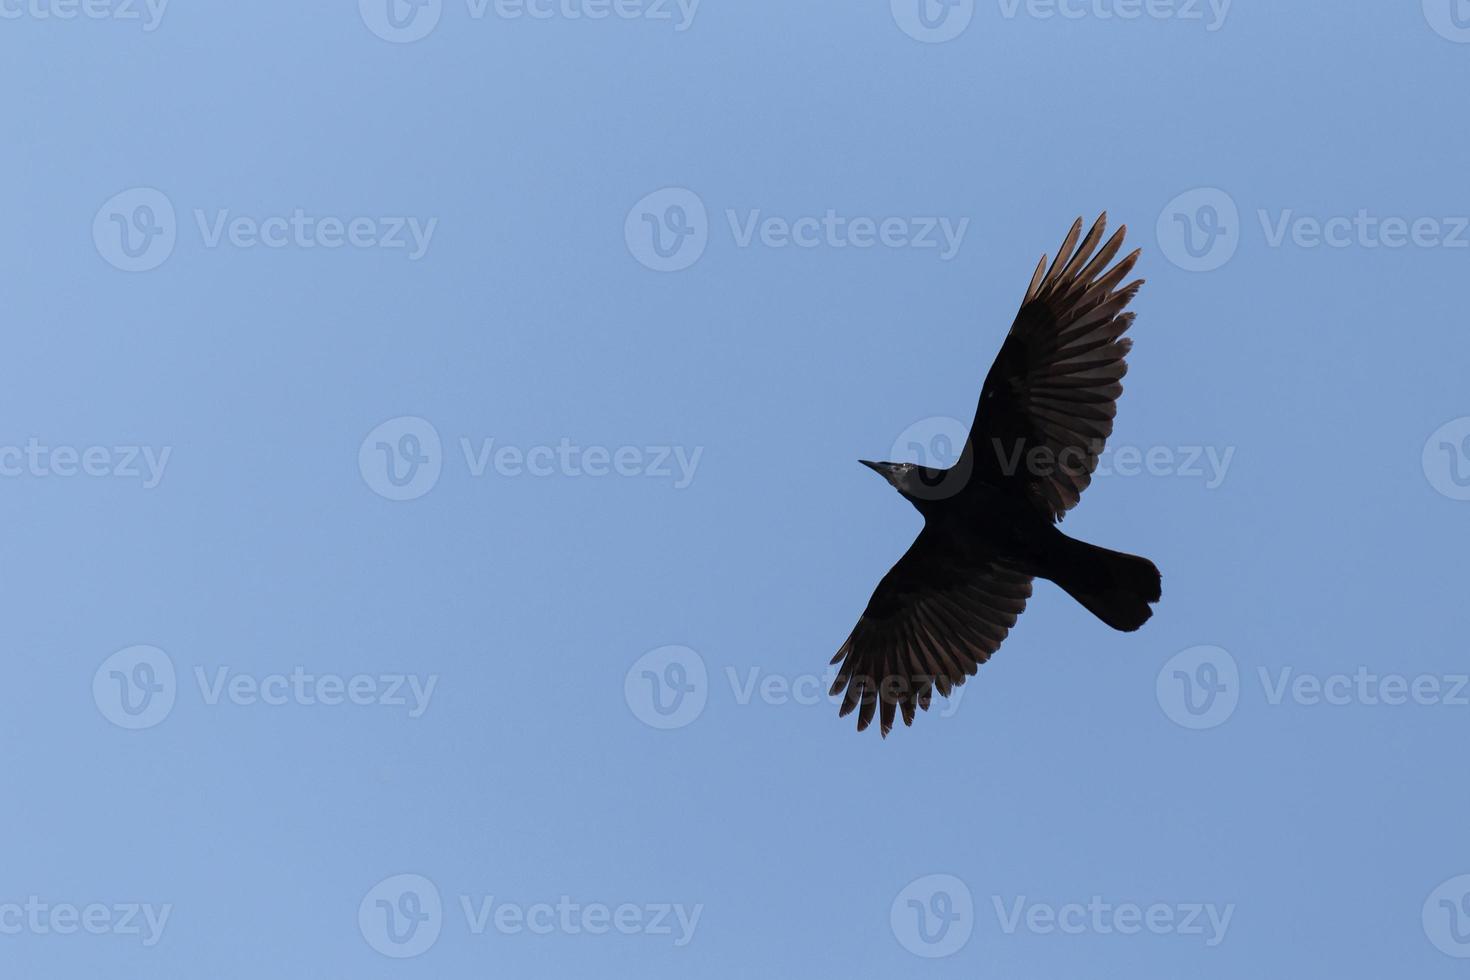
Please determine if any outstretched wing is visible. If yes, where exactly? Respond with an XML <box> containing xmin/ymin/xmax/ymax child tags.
<box><xmin>964</xmin><ymin>214</ymin><xmax>1143</xmax><ymax>521</ymax></box>
<box><xmin>830</xmin><ymin>526</ymin><xmax>1033</xmax><ymax>736</ymax></box>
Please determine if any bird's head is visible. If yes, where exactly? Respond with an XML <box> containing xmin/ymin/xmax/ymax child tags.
<box><xmin>860</xmin><ymin>459</ymin><xmax>959</xmax><ymax>509</ymax></box>
<box><xmin>859</xmin><ymin>459</ymin><xmax>912</xmax><ymax>491</ymax></box>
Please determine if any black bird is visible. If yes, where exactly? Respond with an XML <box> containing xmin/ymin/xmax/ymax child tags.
<box><xmin>831</xmin><ymin>214</ymin><xmax>1162</xmax><ymax>736</ymax></box>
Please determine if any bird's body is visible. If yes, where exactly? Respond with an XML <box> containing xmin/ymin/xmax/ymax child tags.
<box><xmin>832</xmin><ymin>215</ymin><xmax>1163</xmax><ymax>736</ymax></box>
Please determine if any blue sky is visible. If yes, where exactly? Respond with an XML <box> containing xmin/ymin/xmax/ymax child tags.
<box><xmin>3</xmin><ymin>1</ymin><xmax>1470</xmax><ymax>977</ymax></box>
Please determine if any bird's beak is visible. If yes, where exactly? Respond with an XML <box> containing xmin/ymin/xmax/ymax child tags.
<box><xmin>858</xmin><ymin>459</ymin><xmax>885</xmax><ymax>475</ymax></box>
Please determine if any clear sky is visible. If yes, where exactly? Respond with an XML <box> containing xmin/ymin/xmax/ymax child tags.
<box><xmin>3</xmin><ymin>2</ymin><xmax>1470</xmax><ymax>977</ymax></box>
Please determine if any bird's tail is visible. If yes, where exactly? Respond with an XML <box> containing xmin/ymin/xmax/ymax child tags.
<box><xmin>1045</xmin><ymin>535</ymin><xmax>1161</xmax><ymax>632</ymax></box>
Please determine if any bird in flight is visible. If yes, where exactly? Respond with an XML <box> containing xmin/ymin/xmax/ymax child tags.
<box><xmin>830</xmin><ymin>214</ymin><xmax>1162</xmax><ymax>736</ymax></box>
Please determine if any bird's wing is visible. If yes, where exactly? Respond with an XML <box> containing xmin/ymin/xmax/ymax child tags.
<box><xmin>829</xmin><ymin>526</ymin><xmax>1033</xmax><ymax>736</ymax></box>
<box><xmin>964</xmin><ymin>214</ymin><xmax>1143</xmax><ymax>521</ymax></box>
